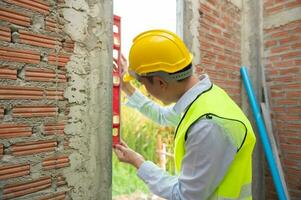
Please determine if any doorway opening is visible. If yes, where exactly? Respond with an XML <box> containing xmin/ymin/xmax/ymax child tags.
<box><xmin>112</xmin><ymin>0</ymin><xmax>179</xmax><ymax>199</ymax></box>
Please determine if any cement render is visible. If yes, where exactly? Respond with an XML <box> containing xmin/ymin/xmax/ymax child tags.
<box><xmin>62</xmin><ymin>0</ymin><xmax>113</xmax><ymax>199</ymax></box>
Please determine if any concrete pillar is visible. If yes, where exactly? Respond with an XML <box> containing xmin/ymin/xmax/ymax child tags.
<box><xmin>62</xmin><ymin>0</ymin><xmax>113</xmax><ymax>199</ymax></box>
<box><xmin>241</xmin><ymin>0</ymin><xmax>265</xmax><ymax>199</ymax></box>
<box><xmin>177</xmin><ymin>0</ymin><xmax>201</xmax><ymax>65</ymax></box>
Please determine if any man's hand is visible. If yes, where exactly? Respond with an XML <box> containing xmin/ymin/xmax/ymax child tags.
<box><xmin>120</xmin><ymin>54</ymin><xmax>135</xmax><ymax>96</ymax></box>
<box><xmin>113</xmin><ymin>140</ymin><xmax>145</xmax><ymax>169</ymax></box>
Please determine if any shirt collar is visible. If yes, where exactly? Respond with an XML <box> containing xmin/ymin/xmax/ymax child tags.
<box><xmin>173</xmin><ymin>74</ymin><xmax>212</xmax><ymax>115</ymax></box>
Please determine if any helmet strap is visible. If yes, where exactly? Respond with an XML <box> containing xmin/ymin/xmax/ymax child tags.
<box><xmin>144</xmin><ymin>67</ymin><xmax>193</xmax><ymax>82</ymax></box>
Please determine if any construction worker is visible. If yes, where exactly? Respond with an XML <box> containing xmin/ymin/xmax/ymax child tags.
<box><xmin>113</xmin><ymin>29</ymin><xmax>256</xmax><ymax>200</ymax></box>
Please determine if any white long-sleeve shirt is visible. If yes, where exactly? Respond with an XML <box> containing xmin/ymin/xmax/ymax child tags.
<box><xmin>125</xmin><ymin>75</ymin><xmax>237</xmax><ymax>200</ymax></box>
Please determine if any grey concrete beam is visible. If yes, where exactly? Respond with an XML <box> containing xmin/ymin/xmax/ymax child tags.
<box><xmin>264</xmin><ymin>7</ymin><xmax>301</xmax><ymax>28</ymax></box>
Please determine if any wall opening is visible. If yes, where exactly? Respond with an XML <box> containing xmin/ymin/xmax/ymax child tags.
<box><xmin>112</xmin><ymin>0</ymin><xmax>178</xmax><ymax>199</ymax></box>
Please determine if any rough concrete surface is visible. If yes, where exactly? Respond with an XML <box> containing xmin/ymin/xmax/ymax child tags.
<box><xmin>62</xmin><ymin>0</ymin><xmax>113</xmax><ymax>199</ymax></box>
<box><xmin>182</xmin><ymin>0</ymin><xmax>201</xmax><ymax>66</ymax></box>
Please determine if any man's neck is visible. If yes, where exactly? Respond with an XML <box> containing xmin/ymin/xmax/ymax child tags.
<box><xmin>174</xmin><ymin>75</ymin><xmax>199</xmax><ymax>101</ymax></box>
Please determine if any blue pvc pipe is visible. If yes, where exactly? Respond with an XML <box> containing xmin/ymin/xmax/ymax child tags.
<box><xmin>240</xmin><ymin>66</ymin><xmax>287</xmax><ymax>200</ymax></box>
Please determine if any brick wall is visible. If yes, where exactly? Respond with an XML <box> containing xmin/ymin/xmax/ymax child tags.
<box><xmin>264</xmin><ymin>0</ymin><xmax>301</xmax><ymax>199</ymax></box>
<box><xmin>199</xmin><ymin>0</ymin><xmax>242</xmax><ymax>105</ymax></box>
<box><xmin>264</xmin><ymin>0</ymin><xmax>301</xmax><ymax>16</ymax></box>
<box><xmin>0</xmin><ymin>0</ymin><xmax>73</xmax><ymax>199</ymax></box>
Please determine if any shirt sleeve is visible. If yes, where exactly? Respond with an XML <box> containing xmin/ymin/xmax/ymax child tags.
<box><xmin>137</xmin><ymin>119</ymin><xmax>237</xmax><ymax>200</ymax></box>
<box><xmin>125</xmin><ymin>90</ymin><xmax>181</xmax><ymax>127</ymax></box>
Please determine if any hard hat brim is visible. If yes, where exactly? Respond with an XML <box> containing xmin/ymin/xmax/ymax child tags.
<box><xmin>123</xmin><ymin>72</ymin><xmax>134</xmax><ymax>82</ymax></box>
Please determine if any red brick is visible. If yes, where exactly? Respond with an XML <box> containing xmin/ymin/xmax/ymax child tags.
<box><xmin>4</xmin><ymin>0</ymin><xmax>50</xmax><ymax>15</ymax></box>
<box><xmin>45</xmin><ymin>89</ymin><xmax>64</xmax><ymax>100</ymax></box>
<box><xmin>290</xmin><ymin>190</ymin><xmax>301</xmax><ymax>199</ymax></box>
<box><xmin>270</xmin><ymin>46</ymin><xmax>290</xmax><ymax>54</ymax></box>
<box><xmin>3</xmin><ymin>176</ymin><xmax>51</xmax><ymax>199</ymax></box>
<box><xmin>200</xmin><ymin>22</ymin><xmax>211</xmax><ymax>31</ymax></box>
<box><xmin>0</xmin><ymin>163</ymin><xmax>30</xmax><ymax>180</ymax></box>
<box><xmin>270</xmin><ymin>30</ymin><xmax>288</xmax><ymax>38</ymax></box>
<box><xmin>48</xmin><ymin>53</ymin><xmax>70</xmax><ymax>67</ymax></box>
<box><xmin>276</xmin><ymin>113</ymin><xmax>301</xmax><ymax>121</ymax></box>
<box><xmin>0</xmin><ymin>124</ymin><xmax>32</xmax><ymax>139</ymax></box>
<box><xmin>272</xmin><ymin>60</ymin><xmax>295</xmax><ymax>68</ymax></box>
<box><xmin>0</xmin><ymin>7</ymin><xmax>31</xmax><ymax>27</ymax></box>
<box><xmin>211</xmin><ymin>27</ymin><xmax>221</xmax><ymax>35</ymax></box>
<box><xmin>286</xmin><ymin>91</ymin><xmax>301</xmax><ymax>98</ymax></box>
<box><xmin>10</xmin><ymin>140</ymin><xmax>57</xmax><ymax>156</ymax></box>
<box><xmin>45</xmin><ymin>17</ymin><xmax>64</xmax><ymax>32</ymax></box>
<box><xmin>295</xmin><ymin>59</ymin><xmax>301</xmax><ymax>65</ymax></box>
<box><xmin>266</xmin><ymin>5</ymin><xmax>284</xmax><ymax>15</ymax></box>
<box><xmin>286</xmin><ymin>153</ymin><xmax>301</xmax><ymax>161</ymax></box>
<box><xmin>283</xmin><ymin>20</ymin><xmax>301</xmax><ymax>30</ymax></box>
<box><xmin>285</xmin><ymin>137</ymin><xmax>301</xmax><ymax>145</ymax></box>
<box><xmin>269</xmin><ymin>55</ymin><xmax>281</xmax><ymax>62</ymax></box>
<box><xmin>264</xmin><ymin>0</ymin><xmax>275</xmax><ymax>8</ymax></box>
<box><xmin>291</xmin><ymin>42</ymin><xmax>301</xmax><ymax>49</ymax></box>
<box><xmin>286</xmin><ymin>0</ymin><xmax>301</xmax><ymax>9</ymax></box>
<box><xmin>281</xmin><ymin>51</ymin><xmax>301</xmax><ymax>60</ymax></box>
<box><xmin>0</xmin><ymin>47</ymin><xmax>40</xmax><ymax>64</ymax></box>
<box><xmin>0</xmin><ymin>106</ymin><xmax>4</xmax><ymax>119</ymax></box>
<box><xmin>200</xmin><ymin>3</ymin><xmax>212</xmax><ymax>14</ymax></box>
<box><xmin>283</xmin><ymin>159</ymin><xmax>301</xmax><ymax>169</ymax></box>
<box><xmin>25</xmin><ymin>67</ymin><xmax>67</xmax><ymax>83</ymax></box>
<box><xmin>0</xmin><ymin>144</ymin><xmax>4</xmax><ymax>159</ymax></box>
<box><xmin>200</xmin><ymin>40</ymin><xmax>213</xmax><ymax>50</ymax></box>
<box><xmin>0</xmin><ymin>67</ymin><xmax>17</xmax><ymax>80</ymax></box>
<box><xmin>279</xmin><ymin>66</ymin><xmax>300</xmax><ymax>75</ymax></box>
<box><xmin>42</xmin><ymin>155</ymin><xmax>70</xmax><ymax>170</ymax></box>
<box><xmin>271</xmin><ymin>90</ymin><xmax>285</xmax><ymax>98</ymax></box>
<box><xmin>277</xmin><ymin>98</ymin><xmax>300</xmax><ymax>105</ymax></box>
<box><xmin>39</xmin><ymin>191</ymin><xmax>66</xmax><ymax>200</ymax></box>
<box><xmin>286</xmin><ymin>123</ymin><xmax>301</xmax><ymax>130</ymax></box>
<box><xmin>271</xmin><ymin>75</ymin><xmax>294</xmax><ymax>83</ymax></box>
<box><xmin>280</xmin><ymin>143</ymin><xmax>301</xmax><ymax>153</ymax></box>
<box><xmin>44</xmin><ymin>122</ymin><xmax>65</xmax><ymax>135</ymax></box>
<box><xmin>0</xmin><ymin>27</ymin><xmax>11</xmax><ymax>42</ymax></box>
<box><xmin>287</xmin><ymin>106</ymin><xmax>301</xmax><ymax>114</ymax></box>
<box><xmin>0</xmin><ymin>86</ymin><xmax>43</xmax><ymax>100</ymax></box>
<box><xmin>279</xmin><ymin>35</ymin><xmax>301</xmax><ymax>45</ymax></box>
<box><xmin>204</xmin><ymin>14</ymin><xmax>218</xmax><ymax>24</ymax></box>
<box><xmin>19</xmin><ymin>30</ymin><xmax>61</xmax><ymax>49</ymax></box>
<box><xmin>265</xmin><ymin>40</ymin><xmax>277</xmax><ymax>48</ymax></box>
<box><xmin>208</xmin><ymin>0</ymin><xmax>218</xmax><ymax>6</ymax></box>
<box><xmin>12</xmin><ymin>105</ymin><xmax>58</xmax><ymax>118</ymax></box>
<box><xmin>63</xmin><ymin>39</ymin><xmax>75</xmax><ymax>53</ymax></box>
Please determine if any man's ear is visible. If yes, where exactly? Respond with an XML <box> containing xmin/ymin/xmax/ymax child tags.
<box><xmin>153</xmin><ymin>76</ymin><xmax>168</xmax><ymax>89</ymax></box>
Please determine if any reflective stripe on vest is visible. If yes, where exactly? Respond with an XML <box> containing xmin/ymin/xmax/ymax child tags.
<box><xmin>174</xmin><ymin>84</ymin><xmax>256</xmax><ymax>199</ymax></box>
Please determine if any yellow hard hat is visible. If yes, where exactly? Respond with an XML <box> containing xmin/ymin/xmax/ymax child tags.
<box><xmin>123</xmin><ymin>29</ymin><xmax>193</xmax><ymax>82</ymax></box>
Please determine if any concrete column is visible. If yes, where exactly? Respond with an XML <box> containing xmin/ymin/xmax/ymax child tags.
<box><xmin>62</xmin><ymin>0</ymin><xmax>113</xmax><ymax>199</ymax></box>
<box><xmin>241</xmin><ymin>0</ymin><xmax>265</xmax><ymax>199</ymax></box>
<box><xmin>178</xmin><ymin>0</ymin><xmax>201</xmax><ymax>66</ymax></box>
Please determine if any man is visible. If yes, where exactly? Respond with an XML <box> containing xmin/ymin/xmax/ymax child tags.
<box><xmin>114</xmin><ymin>29</ymin><xmax>256</xmax><ymax>200</ymax></box>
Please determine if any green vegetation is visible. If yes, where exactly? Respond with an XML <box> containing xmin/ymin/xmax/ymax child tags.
<box><xmin>112</xmin><ymin>105</ymin><xmax>175</xmax><ymax>196</ymax></box>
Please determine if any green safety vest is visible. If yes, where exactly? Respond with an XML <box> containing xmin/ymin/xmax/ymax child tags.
<box><xmin>174</xmin><ymin>84</ymin><xmax>256</xmax><ymax>200</ymax></box>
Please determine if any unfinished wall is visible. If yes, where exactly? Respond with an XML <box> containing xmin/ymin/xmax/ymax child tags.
<box><xmin>198</xmin><ymin>0</ymin><xmax>242</xmax><ymax>105</ymax></box>
<box><xmin>263</xmin><ymin>0</ymin><xmax>301</xmax><ymax>199</ymax></box>
<box><xmin>0</xmin><ymin>0</ymin><xmax>113</xmax><ymax>199</ymax></box>
<box><xmin>183</xmin><ymin>0</ymin><xmax>300</xmax><ymax>199</ymax></box>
